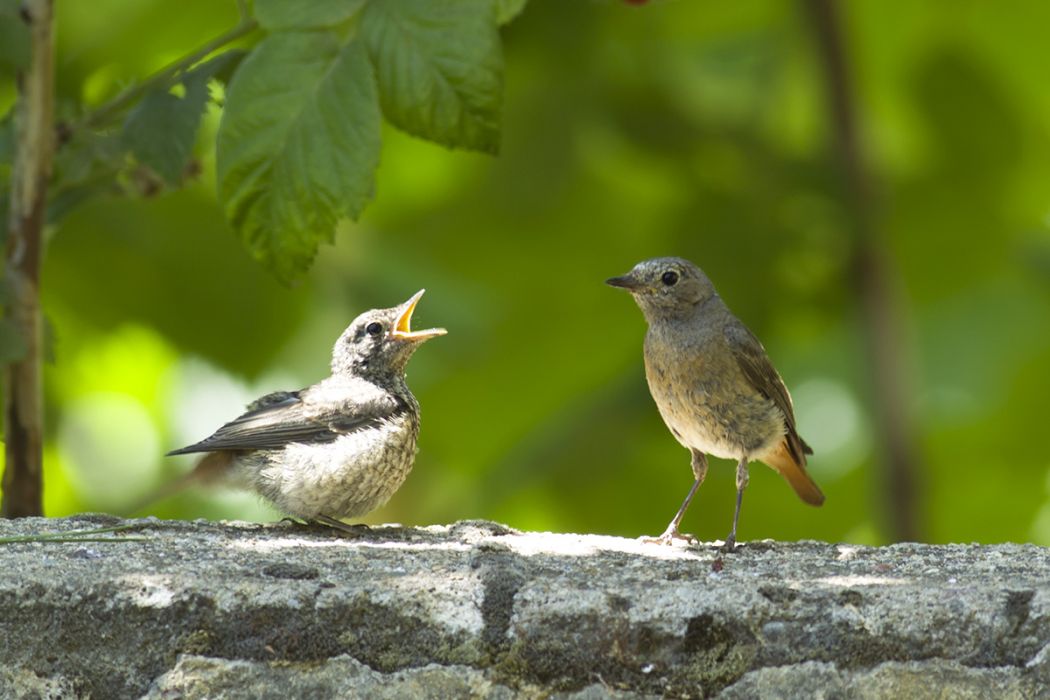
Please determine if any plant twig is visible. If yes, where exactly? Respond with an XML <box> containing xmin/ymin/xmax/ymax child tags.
<box><xmin>75</xmin><ymin>16</ymin><xmax>258</xmax><ymax>131</ymax></box>
<box><xmin>802</xmin><ymin>0</ymin><xmax>922</xmax><ymax>542</ymax></box>
<box><xmin>2</xmin><ymin>0</ymin><xmax>53</xmax><ymax>518</ymax></box>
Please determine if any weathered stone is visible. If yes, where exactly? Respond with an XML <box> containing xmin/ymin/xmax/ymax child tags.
<box><xmin>144</xmin><ymin>656</ymin><xmax>518</xmax><ymax>699</ymax></box>
<box><xmin>0</xmin><ymin>516</ymin><xmax>1047</xmax><ymax>699</ymax></box>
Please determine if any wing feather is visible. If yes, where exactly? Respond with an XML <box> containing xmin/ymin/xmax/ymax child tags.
<box><xmin>167</xmin><ymin>389</ymin><xmax>401</xmax><ymax>455</ymax></box>
<box><xmin>723</xmin><ymin>323</ymin><xmax>812</xmax><ymax>462</ymax></box>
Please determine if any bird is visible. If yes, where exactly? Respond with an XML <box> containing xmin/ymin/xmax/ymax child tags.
<box><xmin>606</xmin><ymin>257</ymin><xmax>823</xmax><ymax>551</ymax></box>
<box><xmin>147</xmin><ymin>289</ymin><xmax>446</xmax><ymax>532</ymax></box>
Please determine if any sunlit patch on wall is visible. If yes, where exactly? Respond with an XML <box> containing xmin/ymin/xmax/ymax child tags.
<box><xmin>791</xmin><ymin>377</ymin><xmax>870</xmax><ymax>478</ymax></box>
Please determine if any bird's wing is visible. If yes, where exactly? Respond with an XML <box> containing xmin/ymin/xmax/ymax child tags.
<box><xmin>723</xmin><ymin>323</ymin><xmax>812</xmax><ymax>458</ymax></box>
<box><xmin>167</xmin><ymin>389</ymin><xmax>401</xmax><ymax>455</ymax></box>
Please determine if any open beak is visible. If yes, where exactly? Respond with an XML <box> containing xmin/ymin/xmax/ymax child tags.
<box><xmin>605</xmin><ymin>273</ymin><xmax>642</xmax><ymax>291</ymax></box>
<box><xmin>392</xmin><ymin>289</ymin><xmax>447</xmax><ymax>342</ymax></box>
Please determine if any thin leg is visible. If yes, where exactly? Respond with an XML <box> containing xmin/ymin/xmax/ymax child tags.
<box><xmin>722</xmin><ymin>456</ymin><xmax>750</xmax><ymax>552</ymax></box>
<box><xmin>643</xmin><ymin>451</ymin><xmax>707</xmax><ymax>546</ymax></box>
<box><xmin>314</xmin><ymin>514</ymin><xmax>367</xmax><ymax>536</ymax></box>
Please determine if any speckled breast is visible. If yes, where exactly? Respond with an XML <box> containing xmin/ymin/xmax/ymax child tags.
<box><xmin>239</xmin><ymin>411</ymin><xmax>422</xmax><ymax>521</ymax></box>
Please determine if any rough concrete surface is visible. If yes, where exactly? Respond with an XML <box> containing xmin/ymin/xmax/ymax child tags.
<box><xmin>0</xmin><ymin>515</ymin><xmax>1047</xmax><ymax>699</ymax></box>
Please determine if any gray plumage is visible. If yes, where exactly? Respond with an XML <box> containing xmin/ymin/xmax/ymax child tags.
<box><xmin>607</xmin><ymin>257</ymin><xmax>822</xmax><ymax>550</ymax></box>
<box><xmin>161</xmin><ymin>289</ymin><xmax>445</xmax><ymax>527</ymax></box>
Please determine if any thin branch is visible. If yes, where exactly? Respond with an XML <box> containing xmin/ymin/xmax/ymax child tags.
<box><xmin>802</xmin><ymin>0</ymin><xmax>922</xmax><ymax>542</ymax></box>
<box><xmin>74</xmin><ymin>16</ymin><xmax>258</xmax><ymax>132</ymax></box>
<box><xmin>2</xmin><ymin>0</ymin><xmax>54</xmax><ymax>518</ymax></box>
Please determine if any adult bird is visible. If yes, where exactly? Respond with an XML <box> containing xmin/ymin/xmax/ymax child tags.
<box><xmin>607</xmin><ymin>258</ymin><xmax>823</xmax><ymax>551</ymax></box>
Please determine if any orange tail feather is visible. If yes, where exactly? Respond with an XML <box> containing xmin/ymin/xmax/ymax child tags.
<box><xmin>763</xmin><ymin>440</ymin><xmax>825</xmax><ymax>506</ymax></box>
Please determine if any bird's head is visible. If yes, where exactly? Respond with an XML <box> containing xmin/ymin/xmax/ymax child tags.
<box><xmin>606</xmin><ymin>257</ymin><xmax>717</xmax><ymax>322</ymax></box>
<box><xmin>332</xmin><ymin>289</ymin><xmax>446</xmax><ymax>377</ymax></box>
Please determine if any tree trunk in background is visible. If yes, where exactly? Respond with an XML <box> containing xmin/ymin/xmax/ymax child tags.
<box><xmin>802</xmin><ymin>0</ymin><xmax>922</xmax><ymax>542</ymax></box>
<box><xmin>2</xmin><ymin>0</ymin><xmax>54</xmax><ymax>518</ymax></box>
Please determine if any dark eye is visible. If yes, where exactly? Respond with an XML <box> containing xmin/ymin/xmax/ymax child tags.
<box><xmin>366</xmin><ymin>322</ymin><xmax>383</xmax><ymax>336</ymax></box>
<box><xmin>661</xmin><ymin>270</ymin><xmax>679</xmax><ymax>286</ymax></box>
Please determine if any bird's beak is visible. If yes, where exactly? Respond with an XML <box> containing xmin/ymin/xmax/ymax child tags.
<box><xmin>392</xmin><ymin>289</ymin><xmax>447</xmax><ymax>342</ymax></box>
<box><xmin>605</xmin><ymin>273</ymin><xmax>642</xmax><ymax>291</ymax></box>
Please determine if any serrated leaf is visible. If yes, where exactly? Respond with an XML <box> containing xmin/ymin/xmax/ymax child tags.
<box><xmin>255</xmin><ymin>0</ymin><xmax>366</xmax><ymax>30</ymax></box>
<box><xmin>217</xmin><ymin>31</ymin><xmax>381</xmax><ymax>283</ymax></box>
<box><xmin>121</xmin><ymin>91</ymin><xmax>203</xmax><ymax>184</ymax></box>
<box><xmin>495</xmin><ymin>0</ymin><xmax>527</xmax><ymax>25</ymax></box>
<box><xmin>362</xmin><ymin>0</ymin><xmax>503</xmax><ymax>154</ymax></box>
<box><xmin>121</xmin><ymin>52</ymin><xmax>238</xmax><ymax>185</ymax></box>
<box><xmin>0</xmin><ymin>318</ymin><xmax>28</xmax><ymax>364</ymax></box>
<box><xmin>205</xmin><ymin>49</ymin><xmax>247</xmax><ymax>86</ymax></box>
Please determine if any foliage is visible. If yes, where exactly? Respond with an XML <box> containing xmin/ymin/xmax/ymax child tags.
<box><xmin>2</xmin><ymin>0</ymin><xmax>517</xmax><ymax>288</ymax></box>
<box><xmin>3</xmin><ymin>0</ymin><xmax>1050</xmax><ymax>544</ymax></box>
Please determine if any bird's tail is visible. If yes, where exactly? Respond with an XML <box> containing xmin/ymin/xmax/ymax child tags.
<box><xmin>125</xmin><ymin>452</ymin><xmax>234</xmax><ymax>516</ymax></box>
<box><xmin>763</xmin><ymin>439</ymin><xmax>825</xmax><ymax>506</ymax></box>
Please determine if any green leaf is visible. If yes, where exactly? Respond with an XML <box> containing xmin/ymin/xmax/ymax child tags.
<box><xmin>0</xmin><ymin>318</ymin><xmax>27</xmax><ymax>364</ymax></box>
<box><xmin>121</xmin><ymin>52</ymin><xmax>240</xmax><ymax>185</ymax></box>
<box><xmin>255</xmin><ymin>0</ymin><xmax>366</xmax><ymax>30</ymax></box>
<box><xmin>122</xmin><ymin>91</ymin><xmax>204</xmax><ymax>185</ymax></box>
<box><xmin>206</xmin><ymin>49</ymin><xmax>246</xmax><ymax>86</ymax></box>
<box><xmin>362</xmin><ymin>0</ymin><xmax>503</xmax><ymax>154</ymax></box>
<box><xmin>495</xmin><ymin>0</ymin><xmax>527</xmax><ymax>25</ymax></box>
<box><xmin>216</xmin><ymin>31</ymin><xmax>381</xmax><ymax>282</ymax></box>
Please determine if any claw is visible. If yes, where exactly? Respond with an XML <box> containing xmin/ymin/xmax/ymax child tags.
<box><xmin>640</xmin><ymin>525</ymin><xmax>697</xmax><ymax>546</ymax></box>
<box><xmin>313</xmin><ymin>514</ymin><xmax>367</xmax><ymax>537</ymax></box>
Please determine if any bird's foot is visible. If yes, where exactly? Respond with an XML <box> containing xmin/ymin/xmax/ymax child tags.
<box><xmin>640</xmin><ymin>526</ymin><xmax>697</xmax><ymax>546</ymax></box>
<box><xmin>719</xmin><ymin>534</ymin><xmax>738</xmax><ymax>553</ymax></box>
<box><xmin>313</xmin><ymin>515</ymin><xmax>368</xmax><ymax>537</ymax></box>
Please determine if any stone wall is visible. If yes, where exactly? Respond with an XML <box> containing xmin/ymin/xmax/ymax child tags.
<box><xmin>0</xmin><ymin>515</ymin><xmax>1047</xmax><ymax>698</ymax></box>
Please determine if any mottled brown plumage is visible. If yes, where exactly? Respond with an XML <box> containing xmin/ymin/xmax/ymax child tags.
<box><xmin>607</xmin><ymin>257</ymin><xmax>823</xmax><ymax>550</ymax></box>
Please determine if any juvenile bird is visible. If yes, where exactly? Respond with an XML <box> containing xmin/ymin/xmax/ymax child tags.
<box><xmin>607</xmin><ymin>257</ymin><xmax>823</xmax><ymax>551</ymax></box>
<box><xmin>153</xmin><ymin>290</ymin><xmax>445</xmax><ymax>531</ymax></box>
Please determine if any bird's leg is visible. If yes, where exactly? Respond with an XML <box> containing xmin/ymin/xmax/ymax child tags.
<box><xmin>314</xmin><ymin>514</ymin><xmax>368</xmax><ymax>537</ymax></box>
<box><xmin>643</xmin><ymin>450</ymin><xmax>707</xmax><ymax>545</ymax></box>
<box><xmin>722</xmin><ymin>456</ymin><xmax>750</xmax><ymax>552</ymax></box>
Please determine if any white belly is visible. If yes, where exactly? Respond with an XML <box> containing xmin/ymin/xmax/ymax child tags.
<box><xmin>232</xmin><ymin>416</ymin><xmax>418</xmax><ymax>520</ymax></box>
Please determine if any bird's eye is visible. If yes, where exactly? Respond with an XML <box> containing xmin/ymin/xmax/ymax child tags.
<box><xmin>661</xmin><ymin>270</ymin><xmax>679</xmax><ymax>286</ymax></box>
<box><xmin>366</xmin><ymin>322</ymin><xmax>383</xmax><ymax>336</ymax></box>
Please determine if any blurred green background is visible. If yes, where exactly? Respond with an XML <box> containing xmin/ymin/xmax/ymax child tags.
<box><xmin>5</xmin><ymin>0</ymin><xmax>1050</xmax><ymax>545</ymax></box>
